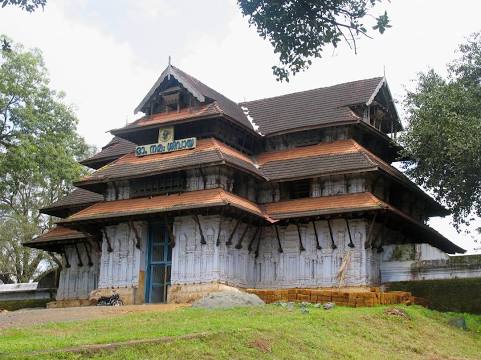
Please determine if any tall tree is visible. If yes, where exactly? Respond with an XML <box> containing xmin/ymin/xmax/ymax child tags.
<box><xmin>237</xmin><ymin>0</ymin><xmax>390</xmax><ymax>81</ymax></box>
<box><xmin>1</xmin><ymin>0</ymin><xmax>45</xmax><ymax>12</ymax></box>
<box><xmin>0</xmin><ymin>35</ymin><xmax>90</xmax><ymax>282</ymax></box>
<box><xmin>401</xmin><ymin>33</ymin><xmax>481</xmax><ymax>229</ymax></box>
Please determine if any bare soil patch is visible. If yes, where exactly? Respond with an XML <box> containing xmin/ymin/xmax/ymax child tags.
<box><xmin>0</xmin><ymin>303</ymin><xmax>188</xmax><ymax>329</ymax></box>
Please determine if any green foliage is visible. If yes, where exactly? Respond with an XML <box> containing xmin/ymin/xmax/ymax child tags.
<box><xmin>401</xmin><ymin>33</ymin><xmax>481</xmax><ymax>228</ymax></box>
<box><xmin>0</xmin><ymin>36</ymin><xmax>90</xmax><ymax>282</ymax></box>
<box><xmin>237</xmin><ymin>0</ymin><xmax>391</xmax><ymax>81</ymax></box>
<box><xmin>0</xmin><ymin>0</ymin><xmax>45</xmax><ymax>12</ymax></box>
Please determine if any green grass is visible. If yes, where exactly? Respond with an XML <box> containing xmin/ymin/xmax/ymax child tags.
<box><xmin>1</xmin><ymin>305</ymin><xmax>481</xmax><ymax>359</ymax></box>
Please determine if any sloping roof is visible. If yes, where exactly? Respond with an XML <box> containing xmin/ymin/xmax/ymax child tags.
<box><xmin>240</xmin><ymin>77</ymin><xmax>384</xmax><ymax>136</ymax></box>
<box><xmin>23</xmin><ymin>226</ymin><xmax>89</xmax><ymax>248</ymax></box>
<box><xmin>256</xmin><ymin>139</ymin><xmax>447</xmax><ymax>216</ymax></box>
<box><xmin>41</xmin><ymin>188</ymin><xmax>104</xmax><ymax>218</ymax></box>
<box><xmin>75</xmin><ymin>138</ymin><xmax>262</xmax><ymax>188</ymax></box>
<box><xmin>263</xmin><ymin>192</ymin><xmax>463</xmax><ymax>254</ymax></box>
<box><xmin>60</xmin><ymin>188</ymin><xmax>267</xmax><ymax>224</ymax></box>
<box><xmin>131</xmin><ymin>65</ymin><xmax>253</xmax><ymax>132</ymax></box>
<box><xmin>80</xmin><ymin>137</ymin><xmax>136</xmax><ymax>169</ymax></box>
<box><xmin>265</xmin><ymin>192</ymin><xmax>384</xmax><ymax>219</ymax></box>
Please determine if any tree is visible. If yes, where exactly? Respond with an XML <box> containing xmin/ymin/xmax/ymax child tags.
<box><xmin>1</xmin><ymin>0</ymin><xmax>45</xmax><ymax>12</ymax></box>
<box><xmin>401</xmin><ymin>33</ymin><xmax>481</xmax><ymax>229</ymax></box>
<box><xmin>0</xmin><ymin>36</ymin><xmax>91</xmax><ymax>282</ymax></box>
<box><xmin>237</xmin><ymin>0</ymin><xmax>390</xmax><ymax>81</ymax></box>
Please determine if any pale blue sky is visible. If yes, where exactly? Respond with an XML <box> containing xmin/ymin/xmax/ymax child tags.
<box><xmin>0</xmin><ymin>0</ymin><xmax>480</xmax><ymax>251</ymax></box>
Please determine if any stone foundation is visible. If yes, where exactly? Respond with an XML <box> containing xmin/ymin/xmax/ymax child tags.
<box><xmin>47</xmin><ymin>299</ymin><xmax>93</xmax><ymax>308</ymax></box>
<box><xmin>168</xmin><ymin>282</ymin><xmax>242</xmax><ymax>304</ymax></box>
<box><xmin>89</xmin><ymin>287</ymin><xmax>139</xmax><ymax>305</ymax></box>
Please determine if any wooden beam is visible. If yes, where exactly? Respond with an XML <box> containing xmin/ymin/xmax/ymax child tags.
<box><xmin>248</xmin><ymin>226</ymin><xmax>260</xmax><ymax>253</ymax></box>
<box><xmin>112</xmin><ymin>181</ymin><xmax>119</xmax><ymax>200</ymax></box>
<box><xmin>327</xmin><ymin>219</ymin><xmax>337</xmax><ymax>249</ymax></box>
<box><xmin>83</xmin><ymin>242</ymin><xmax>94</xmax><ymax>267</ymax></box>
<box><xmin>226</xmin><ymin>218</ymin><xmax>241</xmax><ymax>246</ymax></box>
<box><xmin>199</xmin><ymin>168</ymin><xmax>207</xmax><ymax>190</ymax></box>
<box><xmin>193</xmin><ymin>215</ymin><xmax>206</xmax><ymax>245</ymax></box>
<box><xmin>274</xmin><ymin>224</ymin><xmax>283</xmax><ymax>253</ymax></box>
<box><xmin>312</xmin><ymin>221</ymin><xmax>322</xmax><ymax>250</ymax></box>
<box><xmin>295</xmin><ymin>223</ymin><xmax>306</xmax><ymax>252</ymax></box>
<box><xmin>235</xmin><ymin>223</ymin><xmax>250</xmax><ymax>249</ymax></box>
<box><xmin>102</xmin><ymin>228</ymin><xmax>113</xmax><ymax>252</ymax></box>
<box><xmin>74</xmin><ymin>243</ymin><xmax>83</xmax><ymax>267</ymax></box>
<box><xmin>129</xmin><ymin>221</ymin><xmax>141</xmax><ymax>249</ymax></box>
<box><xmin>345</xmin><ymin>218</ymin><xmax>355</xmax><ymax>248</ymax></box>
<box><xmin>365</xmin><ymin>213</ymin><xmax>378</xmax><ymax>249</ymax></box>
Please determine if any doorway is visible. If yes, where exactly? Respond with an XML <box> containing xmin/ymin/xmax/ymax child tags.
<box><xmin>145</xmin><ymin>222</ymin><xmax>172</xmax><ymax>303</ymax></box>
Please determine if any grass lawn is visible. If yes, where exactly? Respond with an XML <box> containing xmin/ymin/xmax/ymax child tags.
<box><xmin>1</xmin><ymin>305</ymin><xmax>481</xmax><ymax>359</ymax></box>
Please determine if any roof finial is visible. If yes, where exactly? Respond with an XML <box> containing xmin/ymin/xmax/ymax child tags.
<box><xmin>168</xmin><ymin>56</ymin><xmax>171</xmax><ymax>67</ymax></box>
<box><xmin>383</xmin><ymin>64</ymin><xmax>386</xmax><ymax>78</ymax></box>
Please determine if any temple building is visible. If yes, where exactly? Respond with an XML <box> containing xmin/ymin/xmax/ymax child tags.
<box><xmin>24</xmin><ymin>65</ymin><xmax>465</xmax><ymax>306</ymax></box>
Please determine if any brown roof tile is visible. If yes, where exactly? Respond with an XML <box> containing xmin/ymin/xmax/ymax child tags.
<box><xmin>24</xmin><ymin>226</ymin><xmax>89</xmax><ymax>247</ymax></box>
<box><xmin>61</xmin><ymin>188</ymin><xmax>265</xmax><ymax>223</ymax></box>
<box><xmin>240</xmin><ymin>77</ymin><xmax>384</xmax><ymax>135</ymax></box>
<box><xmin>265</xmin><ymin>192</ymin><xmax>384</xmax><ymax>219</ymax></box>
<box><xmin>76</xmin><ymin>138</ymin><xmax>262</xmax><ymax>187</ymax></box>
<box><xmin>80</xmin><ymin>137</ymin><xmax>136</xmax><ymax>169</ymax></box>
<box><xmin>41</xmin><ymin>188</ymin><xmax>104</xmax><ymax>218</ymax></box>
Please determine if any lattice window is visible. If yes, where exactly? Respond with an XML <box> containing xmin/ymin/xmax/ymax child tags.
<box><xmin>130</xmin><ymin>172</ymin><xmax>186</xmax><ymax>198</ymax></box>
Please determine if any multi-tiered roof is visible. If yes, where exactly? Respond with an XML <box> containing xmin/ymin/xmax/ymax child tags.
<box><xmin>25</xmin><ymin>64</ymin><xmax>464</xmax><ymax>255</ymax></box>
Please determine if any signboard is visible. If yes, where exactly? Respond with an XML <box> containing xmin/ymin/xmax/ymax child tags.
<box><xmin>135</xmin><ymin>127</ymin><xmax>196</xmax><ymax>157</ymax></box>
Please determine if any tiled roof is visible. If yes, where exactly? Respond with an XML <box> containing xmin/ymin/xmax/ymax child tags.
<box><xmin>265</xmin><ymin>192</ymin><xmax>384</xmax><ymax>219</ymax></box>
<box><xmin>80</xmin><ymin>137</ymin><xmax>136</xmax><ymax>169</ymax></box>
<box><xmin>23</xmin><ymin>226</ymin><xmax>89</xmax><ymax>247</ymax></box>
<box><xmin>75</xmin><ymin>138</ymin><xmax>262</xmax><ymax>187</ymax></box>
<box><xmin>126</xmin><ymin>65</ymin><xmax>254</xmax><ymax>133</ymax></box>
<box><xmin>61</xmin><ymin>188</ymin><xmax>266</xmax><ymax>223</ymax></box>
<box><xmin>118</xmin><ymin>103</ymin><xmax>223</xmax><ymax>131</ymax></box>
<box><xmin>41</xmin><ymin>188</ymin><xmax>104</xmax><ymax>217</ymax></box>
<box><xmin>263</xmin><ymin>192</ymin><xmax>463</xmax><ymax>254</ymax></box>
<box><xmin>240</xmin><ymin>77</ymin><xmax>384</xmax><ymax>136</ymax></box>
<box><xmin>256</xmin><ymin>139</ymin><xmax>447</xmax><ymax>216</ymax></box>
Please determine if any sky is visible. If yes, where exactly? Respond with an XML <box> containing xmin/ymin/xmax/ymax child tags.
<box><xmin>0</xmin><ymin>0</ymin><xmax>480</xmax><ymax>252</ymax></box>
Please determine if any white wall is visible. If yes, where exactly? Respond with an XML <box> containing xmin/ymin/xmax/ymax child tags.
<box><xmin>56</xmin><ymin>244</ymin><xmax>100</xmax><ymax>300</ymax></box>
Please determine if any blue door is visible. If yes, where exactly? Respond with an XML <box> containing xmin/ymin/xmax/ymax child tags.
<box><xmin>145</xmin><ymin>223</ymin><xmax>172</xmax><ymax>303</ymax></box>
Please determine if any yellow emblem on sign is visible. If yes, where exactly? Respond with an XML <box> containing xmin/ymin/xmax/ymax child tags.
<box><xmin>158</xmin><ymin>127</ymin><xmax>174</xmax><ymax>143</ymax></box>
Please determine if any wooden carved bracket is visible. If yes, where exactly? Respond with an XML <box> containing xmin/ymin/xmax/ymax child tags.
<box><xmin>83</xmin><ymin>242</ymin><xmax>94</xmax><ymax>267</ymax></box>
<box><xmin>193</xmin><ymin>215</ymin><xmax>206</xmax><ymax>245</ymax></box>
<box><xmin>312</xmin><ymin>221</ymin><xmax>322</xmax><ymax>250</ymax></box>
<box><xmin>62</xmin><ymin>246</ymin><xmax>71</xmax><ymax>268</ymax></box>
<box><xmin>102</xmin><ymin>228</ymin><xmax>113</xmax><ymax>252</ymax></box>
<box><xmin>74</xmin><ymin>243</ymin><xmax>83</xmax><ymax>267</ymax></box>
<box><xmin>295</xmin><ymin>223</ymin><xmax>306</xmax><ymax>252</ymax></box>
<box><xmin>235</xmin><ymin>223</ymin><xmax>250</xmax><ymax>249</ymax></box>
<box><xmin>129</xmin><ymin>221</ymin><xmax>142</xmax><ymax>249</ymax></box>
<box><xmin>327</xmin><ymin>219</ymin><xmax>337</xmax><ymax>249</ymax></box>
<box><xmin>163</xmin><ymin>217</ymin><xmax>176</xmax><ymax>248</ymax></box>
<box><xmin>248</xmin><ymin>226</ymin><xmax>260</xmax><ymax>253</ymax></box>
<box><xmin>226</xmin><ymin>218</ymin><xmax>241</xmax><ymax>246</ymax></box>
<box><xmin>365</xmin><ymin>213</ymin><xmax>378</xmax><ymax>249</ymax></box>
<box><xmin>274</xmin><ymin>224</ymin><xmax>283</xmax><ymax>253</ymax></box>
<box><xmin>345</xmin><ymin>218</ymin><xmax>355</xmax><ymax>248</ymax></box>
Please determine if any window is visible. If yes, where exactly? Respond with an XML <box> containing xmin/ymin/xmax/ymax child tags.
<box><xmin>282</xmin><ymin>179</ymin><xmax>311</xmax><ymax>200</ymax></box>
<box><xmin>130</xmin><ymin>172</ymin><xmax>186</xmax><ymax>198</ymax></box>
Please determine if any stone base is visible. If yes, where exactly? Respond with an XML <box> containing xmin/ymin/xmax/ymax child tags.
<box><xmin>47</xmin><ymin>299</ymin><xmax>93</xmax><ymax>308</ymax></box>
<box><xmin>168</xmin><ymin>283</ymin><xmax>242</xmax><ymax>304</ymax></box>
<box><xmin>89</xmin><ymin>287</ymin><xmax>139</xmax><ymax>305</ymax></box>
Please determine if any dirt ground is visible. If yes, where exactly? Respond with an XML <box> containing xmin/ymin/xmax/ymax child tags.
<box><xmin>0</xmin><ymin>304</ymin><xmax>188</xmax><ymax>330</ymax></box>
